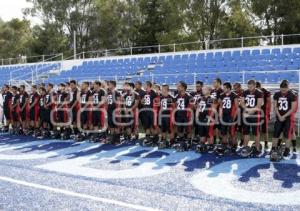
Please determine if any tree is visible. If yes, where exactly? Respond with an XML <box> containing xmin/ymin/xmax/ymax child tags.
<box><xmin>0</xmin><ymin>19</ymin><xmax>34</xmax><ymax>60</ymax></box>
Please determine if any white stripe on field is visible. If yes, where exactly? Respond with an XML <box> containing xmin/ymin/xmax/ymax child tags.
<box><xmin>0</xmin><ymin>176</ymin><xmax>161</xmax><ymax>211</ymax></box>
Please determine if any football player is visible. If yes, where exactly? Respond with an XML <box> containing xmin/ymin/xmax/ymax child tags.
<box><xmin>271</xmin><ymin>80</ymin><xmax>297</xmax><ymax>159</ymax></box>
<box><xmin>240</xmin><ymin>80</ymin><xmax>263</xmax><ymax>157</ymax></box>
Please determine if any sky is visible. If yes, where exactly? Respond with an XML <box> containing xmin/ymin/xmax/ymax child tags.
<box><xmin>0</xmin><ymin>0</ymin><xmax>41</xmax><ymax>25</ymax></box>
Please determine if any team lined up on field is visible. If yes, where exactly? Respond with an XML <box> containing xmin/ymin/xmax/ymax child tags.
<box><xmin>0</xmin><ymin>78</ymin><xmax>298</xmax><ymax>160</ymax></box>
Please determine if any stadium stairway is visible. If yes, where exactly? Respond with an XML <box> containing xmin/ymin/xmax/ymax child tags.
<box><xmin>5</xmin><ymin>44</ymin><xmax>300</xmax><ymax>86</ymax></box>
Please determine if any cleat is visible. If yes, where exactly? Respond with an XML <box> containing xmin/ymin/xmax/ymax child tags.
<box><xmin>270</xmin><ymin>147</ymin><xmax>283</xmax><ymax>162</ymax></box>
<box><xmin>142</xmin><ymin>136</ymin><xmax>153</xmax><ymax>147</ymax></box>
<box><xmin>240</xmin><ymin>146</ymin><xmax>252</xmax><ymax>158</ymax></box>
<box><xmin>196</xmin><ymin>143</ymin><xmax>208</xmax><ymax>153</ymax></box>
<box><xmin>158</xmin><ymin>140</ymin><xmax>168</xmax><ymax>149</ymax></box>
<box><xmin>207</xmin><ymin>144</ymin><xmax>215</xmax><ymax>153</ymax></box>
<box><xmin>283</xmin><ymin>147</ymin><xmax>290</xmax><ymax>157</ymax></box>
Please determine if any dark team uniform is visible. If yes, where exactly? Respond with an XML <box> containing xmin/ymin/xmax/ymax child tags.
<box><xmin>210</xmin><ymin>88</ymin><xmax>223</xmax><ymax>101</ymax></box>
<box><xmin>242</xmin><ymin>89</ymin><xmax>263</xmax><ymax>135</ymax></box>
<box><xmin>92</xmin><ymin>88</ymin><xmax>106</xmax><ymax>127</ymax></box>
<box><xmin>191</xmin><ymin>90</ymin><xmax>203</xmax><ymax>136</ymax></box>
<box><xmin>68</xmin><ymin>89</ymin><xmax>79</xmax><ymax>123</ymax></box>
<box><xmin>273</xmin><ymin>90</ymin><xmax>297</xmax><ymax>139</ymax></box>
<box><xmin>56</xmin><ymin>91</ymin><xmax>68</xmax><ymax>123</ymax></box>
<box><xmin>107</xmin><ymin>90</ymin><xmax>121</xmax><ymax>128</ymax></box>
<box><xmin>140</xmin><ymin>90</ymin><xmax>157</xmax><ymax>130</ymax></box>
<box><xmin>80</xmin><ymin>90</ymin><xmax>92</xmax><ymax>125</ymax></box>
<box><xmin>196</xmin><ymin>95</ymin><xmax>214</xmax><ymax>138</ymax></box>
<box><xmin>174</xmin><ymin>92</ymin><xmax>192</xmax><ymax>132</ymax></box>
<box><xmin>219</xmin><ymin>92</ymin><xmax>238</xmax><ymax>136</ymax></box>
<box><xmin>43</xmin><ymin>92</ymin><xmax>53</xmax><ymax>124</ymax></box>
<box><xmin>210</xmin><ymin>88</ymin><xmax>223</xmax><ymax>128</ymax></box>
<box><xmin>261</xmin><ymin>88</ymin><xmax>271</xmax><ymax>133</ymax></box>
<box><xmin>11</xmin><ymin>94</ymin><xmax>20</xmax><ymax>122</ymax></box>
<box><xmin>159</xmin><ymin>94</ymin><xmax>174</xmax><ymax>133</ymax></box>
<box><xmin>123</xmin><ymin>91</ymin><xmax>140</xmax><ymax>128</ymax></box>
<box><xmin>2</xmin><ymin>91</ymin><xmax>13</xmax><ymax>121</ymax></box>
<box><xmin>19</xmin><ymin>91</ymin><xmax>29</xmax><ymax>121</ymax></box>
<box><xmin>39</xmin><ymin>94</ymin><xmax>47</xmax><ymax>124</ymax></box>
<box><xmin>29</xmin><ymin>92</ymin><xmax>40</xmax><ymax>122</ymax></box>
<box><xmin>191</xmin><ymin>90</ymin><xmax>203</xmax><ymax>102</ymax></box>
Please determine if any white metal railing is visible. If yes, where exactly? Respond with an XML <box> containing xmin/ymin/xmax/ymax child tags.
<box><xmin>9</xmin><ymin>54</ymin><xmax>64</xmax><ymax>84</ymax></box>
<box><xmin>2</xmin><ymin>33</ymin><xmax>300</xmax><ymax>65</ymax></box>
<box><xmin>69</xmin><ymin>34</ymin><xmax>300</xmax><ymax>60</ymax></box>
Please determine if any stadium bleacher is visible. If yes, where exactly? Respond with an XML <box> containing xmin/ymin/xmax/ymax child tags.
<box><xmin>3</xmin><ymin>45</ymin><xmax>300</xmax><ymax>85</ymax></box>
<box><xmin>0</xmin><ymin>63</ymin><xmax>61</xmax><ymax>85</ymax></box>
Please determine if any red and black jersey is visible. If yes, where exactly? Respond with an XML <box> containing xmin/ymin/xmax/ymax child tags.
<box><xmin>19</xmin><ymin>91</ymin><xmax>29</xmax><ymax>108</ymax></box>
<box><xmin>80</xmin><ymin>90</ymin><xmax>92</xmax><ymax>107</ymax></box>
<box><xmin>45</xmin><ymin>91</ymin><xmax>54</xmax><ymax>106</ymax></box>
<box><xmin>220</xmin><ymin>92</ymin><xmax>238</xmax><ymax>116</ymax></box>
<box><xmin>57</xmin><ymin>91</ymin><xmax>68</xmax><ymax>106</ymax></box>
<box><xmin>261</xmin><ymin>88</ymin><xmax>271</xmax><ymax>113</ymax></box>
<box><xmin>210</xmin><ymin>88</ymin><xmax>223</xmax><ymax>101</ymax></box>
<box><xmin>123</xmin><ymin>91</ymin><xmax>140</xmax><ymax>109</ymax></box>
<box><xmin>107</xmin><ymin>90</ymin><xmax>121</xmax><ymax>111</ymax></box>
<box><xmin>174</xmin><ymin>92</ymin><xmax>192</xmax><ymax>116</ymax></box>
<box><xmin>160</xmin><ymin>94</ymin><xmax>174</xmax><ymax>115</ymax></box>
<box><xmin>69</xmin><ymin>89</ymin><xmax>78</xmax><ymax>107</ymax></box>
<box><xmin>197</xmin><ymin>95</ymin><xmax>214</xmax><ymax>120</ymax></box>
<box><xmin>235</xmin><ymin>90</ymin><xmax>244</xmax><ymax>106</ymax></box>
<box><xmin>92</xmin><ymin>88</ymin><xmax>106</xmax><ymax>107</ymax></box>
<box><xmin>135</xmin><ymin>89</ymin><xmax>146</xmax><ymax>109</ymax></box>
<box><xmin>3</xmin><ymin>91</ymin><xmax>13</xmax><ymax>108</ymax></box>
<box><xmin>190</xmin><ymin>90</ymin><xmax>203</xmax><ymax>103</ymax></box>
<box><xmin>11</xmin><ymin>94</ymin><xmax>20</xmax><ymax>107</ymax></box>
<box><xmin>273</xmin><ymin>90</ymin><xmax>297</xmax><ymax>116</ymax></box>
<box><xmin>242</xmin><ymin>89</ymin><xmax>263</xmax><ymax>108</ymax></box>
<box><xmin>142</xmin><ymin>90</ymin><xmax>157</xmax><ymax>108</ymax></box>
<box><xmin>39</xmin><ymin>94</ymin><xmax>45</xmax><ymax>108</ymax></box>
<box><xmin>29</xmin><ymin>92</ymin><xmax>40</xmax><ymax>106</ymax></box>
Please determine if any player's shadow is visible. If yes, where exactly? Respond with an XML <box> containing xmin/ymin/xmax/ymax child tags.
<box><xmin>17</xmin><ymin>141</ymin><xmax>80</xmax><ymax>153</ymax></box>
<box><xmin>66</xmin><ymin>142</ymin><xmax>131</xmax><ymax>159</ymax></box>
<box><xmin>238</xmin><ymin>162</ymin><xmax>300</xmax><ymax>188</ymax></box>
<box><xmin>182</xmin><ymin>152</ymin><xmax>241</xmax><ymax>173</ymax></box>
<box><xmin>0</xmin><ymin>134</ymin><xmax>35</xmax><ymax>145</ymax></box>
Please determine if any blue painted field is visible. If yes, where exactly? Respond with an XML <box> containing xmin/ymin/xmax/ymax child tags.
<box><xmin>0</xmin><ymin>134</ymin><xmax>299</xmax><ymax>211</ymax></box>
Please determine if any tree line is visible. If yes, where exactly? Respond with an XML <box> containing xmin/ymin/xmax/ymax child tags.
<box><xmin>1</xmin><ymin>0</ymin><xmax>300</xmax><ymax>62</ymax></box>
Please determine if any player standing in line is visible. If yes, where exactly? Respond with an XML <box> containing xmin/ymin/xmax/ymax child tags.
<box><xmin>256</xmin><ymin>82</ymin><xmax>271</xmax><ymax>150</ymax></box>
<box><xmin>134</xmin><ymin>81</ymin><xmax>146</xmax><ymax>140</ymax></box>
<box><xmin>173</xmin><ymin>81</ymin><xmax>193</xmax><ymax>151</ymax></box>
<box><xmin>158</xmin><ymin>84</ymin><xmax>175</xmax><ymax>148</ymax></box>
<box><xmin>41</xmin><ymin>84</ymin><xmax>55</xmax><ymax>138</ymax></box>
<box><xmin>122</xmin><ymin>82</ymin><xmax>140</xmax><ymax>141</ymax></box>
<box><xmin>2</xmin><ymin>85</ymin><xmax>12</xmax><ymax>132</ymax></box>
<box><xmin>190</xmin><ymin>81</ymin><xmax>203</xmax><ymax>143</ymax></box>
<box><xmin>240</xmin><ymin>80</ymin><xmax>263</xmax><ymax>157</ymax></box>
<box><xmin>106</xmin><ymin>80</ymin><xmax>122</xmax><ymax>144</ymax></box>
<box><xmin>233</xmin><ymin>82</ymin><xmax>244</xmax><ymax>147</ymax></box>
<box><xmin>19</xmin><ymin>85</ymin><xmax>29</xmax><ymax>134</ymax></box>
<box><xmin>55</xmin><ymin>83</ymin><xmax>69</xmax><ymax>139</ymax></box>
<box><xmin>38</xmin><ymin>87</ymin><xmax>47</xmax><ymax>138</ymax></box>
<box><xmin>68</xmin><ymin>80</ymin><xmax>80</xmax><ymax>136</ymax></box>
<box><xmin>270</xmin><ymin>80</ymin><xmax>297</xmax><ymax>160</ymax></box>
<box><xmin>28</xmin><ymin>85</ymin><xmax>40</xmax><ymax>135</ymax></box>
<box><xmin>11</xmin><ymin>86</ymin><xmax>20</xmax><ymax>134</ymax></box>
<box><xmin>140</xmin><ymin>81</ymin><xmax>158</xmax><ymax>146</ymax></box>
<box><xmin>210</xmin><ymin>78</ymin><xmax>223</xmax><ymax>143</ymax></box>
<box><xmin>217</xmin><ymin>82</ymin><xmax>239</xmax><ymax>154</ymax></box>
<box><xmin>75</xmin><ymin>81</ymin><xmax>93</xmax><ymax>141</ymax></box>
<box><xmin>195</xmin><ymin>85</ymin><xmax>216</xmax><ymax>153</ymax></box>
<box><xmin>153</xmin><ymin>84</ymin><xmax>161</xmax><ymax>143</ymax></box>
<box><xmin>91</xmin><ymin>81</ymin><xmax>106</xmax><ymax>142</ymax></box>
